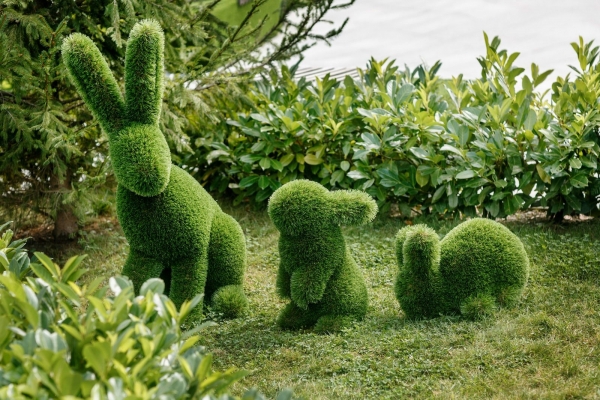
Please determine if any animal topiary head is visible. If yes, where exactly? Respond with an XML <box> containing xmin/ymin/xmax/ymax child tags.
<box><xmin>62</xmin><ymin>20</ymin><xmax>171</xmax><ymax>197</ymax></box>
<box><xmin>268</xmin><ymin>180</ymin><xmax>378</xmax><ymax>235</ymax></box>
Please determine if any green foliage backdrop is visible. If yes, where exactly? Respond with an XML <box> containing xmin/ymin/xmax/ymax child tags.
<box><xmin>0</xmin><ymin>0</ymin><xmax>353</xmax><ymax>237</ymax></box>
<box><xmin>188</xmin><ymin>35</ymin><xmax>600</xmax><ymax>220</ymax></box>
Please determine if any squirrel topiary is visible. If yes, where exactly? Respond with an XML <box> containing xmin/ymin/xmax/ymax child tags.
<box><xmin>268</xmin><ymin>180</ymin><xmax>377</xmax><ymax>332</ymax></box>
<box><xmin>395</xmin><ymin>218</ymin><xmax>529</xmax><ymax>320</ymax></box>
<box><xmin>62</xmin><ymin>20</ymin><xmax>248</xmax><ymax>319</ymax></box>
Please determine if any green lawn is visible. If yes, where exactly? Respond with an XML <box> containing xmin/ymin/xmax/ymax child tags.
<box><xmin>35</xmin><ymin>208</ymin><xmax>600</xmax><ymax>399</ymax></box>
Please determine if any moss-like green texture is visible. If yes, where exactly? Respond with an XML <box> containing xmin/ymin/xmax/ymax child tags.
<box><xmin>395</xmin><ymin>218</ymin><xmax>529</xmax><ymax>319</ymax></box>
<box><xmin>268</xmin><ymin>180</ymin><xmax>377</xmax><ymax>332</ymax></box>
<box><xmin>394</xmin><ymin>225</ymin><xmax>443</xmax><ymax>319</ymax></box>
<box><xmin>62</xmin><ymin>20</ymin><xmax>247</xmax><ymax>320</ymax></box>
<box><xmin>61</xmin><ymin>21</ymin><xmax>169</xmax><ymax>197</ymax></box>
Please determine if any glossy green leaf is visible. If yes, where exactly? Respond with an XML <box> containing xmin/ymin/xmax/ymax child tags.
<box><xmin>140</xmin><ymin>278</ymin><xmax>165</xmax><ymax>296</ymax></box>
<box><xmin>456</xmin><ymin>170</ymin><xmax>475</xmax><ymax>179</ymax></box>
<box><xmin>304</xmin><ymin>154</ymin><xmax>323</xmax><ymax>165</ymax></box>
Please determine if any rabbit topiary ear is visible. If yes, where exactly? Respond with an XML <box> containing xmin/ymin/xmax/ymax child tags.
<box><xmin>328</xmin><ymin>190</ymin><xmax>378</xmax><ymax>226</ymax></box>
<box><xmin>124</xmin><ymin>19</ymin><xmax>165</xmax><ymax>126</ymax></box>
<box><xmin>62</xmin><ymin>33</ymin><xmax>126</xmax><ymax>135</ymax></box>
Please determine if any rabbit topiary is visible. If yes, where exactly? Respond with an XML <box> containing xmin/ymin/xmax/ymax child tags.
<box><xmin>395</xmin><ymin>218</ymin><xmax>529</xmax><ymax>320</ymax></box>
<box><xmin>268</xmin><ymin>180</ymin><xmax>377</xmax><ymax>332</ymax></box>
<box><xmin>62</xmin><ymin>20</ymin><xmax>247</xmax><ymax>319</ymax></box>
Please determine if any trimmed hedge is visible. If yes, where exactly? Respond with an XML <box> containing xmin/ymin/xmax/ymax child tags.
<box><xmin>185</xmin><ymin>35</ymin><xmax>600</xmax><ymax>219</ymax></box>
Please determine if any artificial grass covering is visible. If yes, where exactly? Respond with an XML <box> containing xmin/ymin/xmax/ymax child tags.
<box><xmin>62</xmin><ymin>20</ymin><xmax>248</xmax><ymax>319</ymax></box>
<box><xmin>395</xmin><ymin>218</ymin><xmax>530</xmax><ymax>320</ymax></box>
<box><xmin>268</xmin><ymin>180</ymin><xmax>378</xmax><ymax>332</ymax></box>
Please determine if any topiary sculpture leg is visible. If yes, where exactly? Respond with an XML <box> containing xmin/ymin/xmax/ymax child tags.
<box><xmin>277</xmin><ymin>302</ymin><xmax>320</xmax><ymax>330</ymax></box>
<box><xmin>205</xmin><ymin>212</ymin><xmax>248</xmax><ymax>317</ymax></box>
<box><xmin>169</xmin><ymin>254</ymin><xmax>209</xmax><ymax>320</ymax></box>
<box><xmin>122</xmin><ymin>249</ymin><xmax>165</xmax><ymax>294</ymax></box>
<box><xmin>276</xmin><ymin>265</ymin><xmax>291</xmax><ymax>299</ymax></box>
<box><xmin>312</xmin><ymin>252</ymin><xmax>368</xmax><ymax>333</ymax></box>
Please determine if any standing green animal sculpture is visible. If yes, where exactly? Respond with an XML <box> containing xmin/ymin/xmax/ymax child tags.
<box><xmin>268</xmin><ymin>180</ymin><xmax>377</xmax><ymax>332</ymax></box>
<box><xmin>395</xmin><ymin>218</ymin><xmax>529</xmax><ymax>320</ymax></box>
<box><xmin>62</xmin><ymin>20</ymin><xmax>248</xmax><ymax>319</ymax></box>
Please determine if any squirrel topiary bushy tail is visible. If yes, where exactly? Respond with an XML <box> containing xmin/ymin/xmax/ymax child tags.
<box><xmin>62</xmin><ymin>20</ymin><xmax>248</xmax><ymax>320</ymax></box>
<box><xmin>395</xmin><ymin>218</ymin><xmax>529</xmax><ymax>320</ymax></box>
<box><xmin>394</xmin><ymin>224</ymin><xmax>444</xmax><ymax>319</ymax></box>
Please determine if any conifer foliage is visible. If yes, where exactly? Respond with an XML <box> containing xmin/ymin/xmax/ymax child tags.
<box><xmin>0</xmin><ymin>0</ymin><xmax>354</xmax><ymax>238</ymax></box>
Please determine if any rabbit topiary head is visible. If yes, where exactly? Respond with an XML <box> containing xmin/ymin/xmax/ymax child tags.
<box><xmin>268</xmin><ymin>180</ymin><xmax>377</xmax><ymax>235</ymax></box>
<box><xmin>62</xmin><ymin>20</ymin><xmax>170</xmax><ymax>197</ymax></box>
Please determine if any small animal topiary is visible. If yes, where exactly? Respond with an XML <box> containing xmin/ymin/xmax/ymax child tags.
<box><xmin>395</xmin><ymin>218</ymin><xmax>529</xmax><ymax>320</ymax></box>
<box><xmin>62</xmin><ymin>20</ymin><xmax>248</xmax><ymax>320</ymax></box>
<box><xmin>268</xmin><ymin>180</ymin><xmax>377</xmax><ymax>333</ymax></box>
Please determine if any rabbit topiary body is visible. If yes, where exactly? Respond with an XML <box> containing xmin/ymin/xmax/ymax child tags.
<box><xmin>395</xmin><ymin>218</ymin><xmax>529</xmax><ymax>320</ymax></box>
<box><xmin>62</xmin><ymin>20</ymin><xmax>247</xmax><ymax>319</ymax></box>
<box><xmin>268</xmin><ymin>180</ymin><xmax>377</xmax><ymax>332</ymax></box>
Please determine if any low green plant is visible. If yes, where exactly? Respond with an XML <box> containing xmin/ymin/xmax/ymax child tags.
<box><xmin>62</xmin><ymin>20</ymin><xmax>248</xmax><ymax>320</ymax></box>
<box><xmin>268</xmin><ymin>180</ymin><xmax>377</xmax><ymax>332</ymax></box>
<box><xmin>395</xmin><ymin>218</ymin><xmax>529</xmax><ymax>319</ymax></box>
<box><xmin>0</xmin><ymin>221</ymin><xmax>30</xmax><ymax>280</ymax></box>
<box><xmin>0</xmin><ymin>247</ymin><xmax>260</xmax><ymax>399</ymax></box>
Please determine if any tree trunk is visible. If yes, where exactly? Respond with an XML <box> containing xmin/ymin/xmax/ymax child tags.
<box><xmin>51</xmin><ymin>172</ymin><xmax>78</xmax><ymax>239</ymax></box>
<box><xmin>54</xmin><ymin>205</ymin><xmax>78</xmax><ymax>239</ymax></box>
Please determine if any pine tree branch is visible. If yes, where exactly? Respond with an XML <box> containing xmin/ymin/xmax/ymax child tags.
<box><xmin>64</xmin><ymin>101</ymin><xmax>86</xmax><ymax>113</ymax></box>
<box><xmin>193</xmin><ymin>0</ymin><xmax>352</xmax><ymax>91</ymax></box>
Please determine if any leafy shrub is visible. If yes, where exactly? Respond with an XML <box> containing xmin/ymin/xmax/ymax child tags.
<box><xmin>395</xmin><ymin>218</ymin><xmax>529</xmax><ymax>319</ymax></box>
<box><xmin>0</xmin><ymin>222</ymin><xmax>31</xmax><ymax>280</ymax></box>
<box><xmin>0</xmin><ymin>233</ymin><xmax>265</xmax><ymax>399</ymax></box>
<box><xmin>185</xmin><ymin>35</ymin><xmax>600</xmax><ymax>219</ymax></box>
